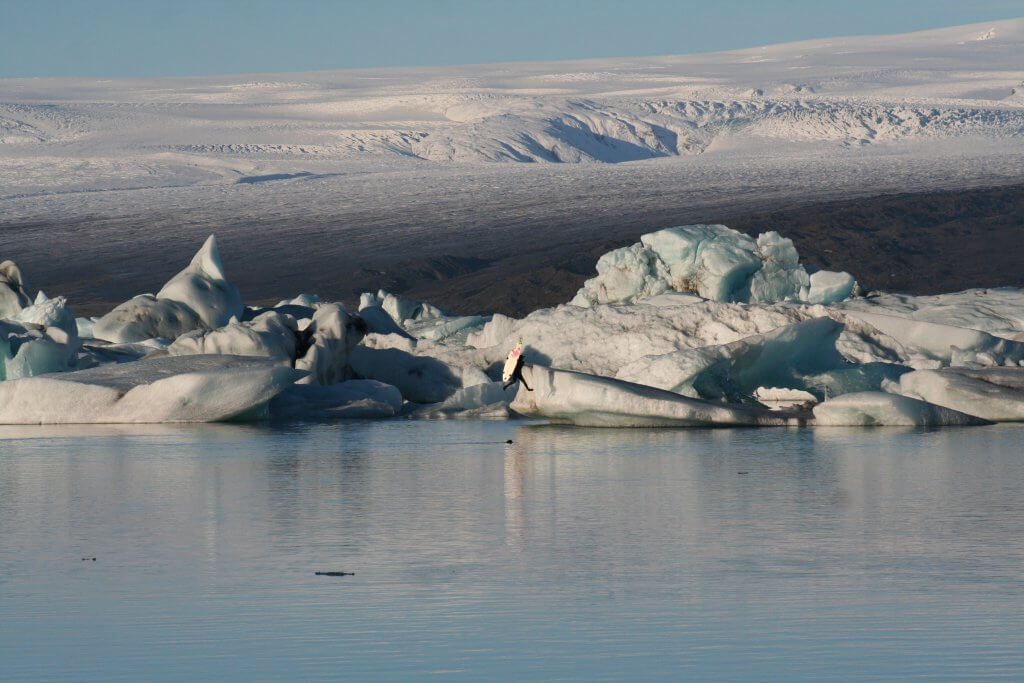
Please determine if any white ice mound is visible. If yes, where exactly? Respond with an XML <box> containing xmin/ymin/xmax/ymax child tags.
<box><xmin>842</xmin><ymin>309</ymin><xmax>1024</xmax><ymax>367</ymax></box>
<box><xmin>14</xmin><ymin>293</ymin><xmax>78</xmax><ymax>343</ymax></box>
<box><xmin>899</xmin><ymin>367</ymin><xmax>1024</xmax><ymax>422</ymax></box>
<box><xmin>614</xmin><ymin>317</ymin><xmax>846</xmax><ymax>401</ymax></box>
<box><xmin>1</xmin><ymin>319</ymin><xmax>78</xmax><ymax>380</ymax></box>
<box><xmin>509</xmin><ymin>365</ymin><xmax>805</xmax><ymax>427</ymax></box>
<box><xmin>156</xmin><ymin>235</ymin><xmax>243</xmax><ymax>328</ymax></box>
<box><xmin>0</xmin><ymin>355</ymin><xmax>303</xmax><ymax>424</ymax></box>
<box><xmin>0</xmin><ymin>260</ymin><xmax>32</xmax><ymax>318</ymax></box>
<box><xmin>168</xmin><ymin>310</ymin><xmax>298</xmax><ymax>360</ymax></box>
<box><xmin>571</xmin><ymin>225</ymin><xmax>856</xmax><ymax>307</ymax></box>
<box><xmin>295</xmin><ymin>303</ymin><xmax>367</xmax><ymax>386</ymax></box>
<box><xmin>270</xmin><ymin>379</ymin><xmax>403</xmax><ymax>419</ymax></box>
<box><xmin>93</xmin><ymin>295</ymin><xmax>205</xmax><ymax>344</ymax></box>
<box><xmin>359</xmin><ymin>289</ymin><xmax>489</xmax><ymax>342</ymax></box>
<box><xmin>812</xmin><ymin>392</ymin><xmax>989</xmax><ymax>426</ymax></box>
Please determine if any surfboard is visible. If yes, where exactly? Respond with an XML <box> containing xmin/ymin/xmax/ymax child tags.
<box><xmin>502</xmin><ymin>339</ymin><xmax>524</xmax><ymax>384</ymax></box>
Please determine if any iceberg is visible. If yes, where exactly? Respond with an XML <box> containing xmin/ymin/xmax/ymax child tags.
<box><xmin>168</xmin><ymin>310</ymin><xmax>298</xmax><ymax>361</ymax></box>
<box><xmin>571</xmin><ymin>225</ymin><xmax>856</xmax><ymax>307</ymax></box>
<box><xmin>1</xmin><ymin>320</ymin><xmax>78</xmax><ymax>380</ymax></box>
<box><xmin>92</xmin><ymin>235</ymin><xmax>242</xmax><ymax>343</ymax></box>
<box><xmin>92</xmin><ymin>294</ymin><xmax>206</xmax><ymax>344</ymax></box>
<box><xmin>294</xmin><ymin>303</ymin><xmax>367</xmax><ymax>386</ymax></box>
<box><xmin>899</xmin><ymin>367</ymin><xmax>1024</xmax><ymax>422</ymax></box>
<box><xmin>509</xmin><ymin>365</ymin><xmax>806</xmax><ymax>427</ymax></box>
<box><xmin>0</xmin><ymin>259</ymin><xmax>32</xmax><ymax>319</ymax></box>
<box><xmin>156</xmin><ymin>235</ymin><xmax>243</xmax><ymax>328</ymax></box>
<box><xmin>812</xmin><ymin>391</ymin><xmax>989</xmax><ymax>426</ymax></box>
<box><xmin>0</xmin><ymin>355</ymin><xmax>302</xmax><ymax>424</ymax></box>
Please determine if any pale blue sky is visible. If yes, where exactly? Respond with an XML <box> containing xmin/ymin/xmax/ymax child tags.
<box><xmin>1</xmin><ymin>0</ymin><xmax>1021</xmax><ymax>78</ymax></box>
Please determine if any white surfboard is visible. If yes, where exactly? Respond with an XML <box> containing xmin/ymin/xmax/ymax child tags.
<box><xmin>502</xmin><ymin>339</ymin><xmax>524</xmax><ymax>384</ymax></box>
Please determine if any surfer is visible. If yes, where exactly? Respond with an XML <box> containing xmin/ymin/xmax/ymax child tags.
<box><xmin>502</xmin><ymin>338</ymin><xmax>532</xmax><ymax>391</ymax></box>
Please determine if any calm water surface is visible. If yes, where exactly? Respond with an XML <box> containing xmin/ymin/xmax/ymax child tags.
<box><xmin>1</xmin><ymin>421</ymin><xmax>1022</xmax><ymax>681</ymax></box>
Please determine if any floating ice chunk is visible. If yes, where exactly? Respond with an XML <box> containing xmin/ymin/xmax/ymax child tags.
<box><xmin>509</xmin><ymin>365</ymin><xmax>805</xmax><ymax>427</ymax></box>
<box><xmin>270</xmin><ymin>379</ymin><xmax>403</xmax><ymax>419</ymax></box>
<box><xmin>0</xmin><ymin>260</ymin><xmax>32</xmax><ymax>319</ymax></box>
<box><xmin>156</xmin><ymin>235</ymin><xmax>243</xmax><ymax>328</ymax></box>
<box><xmin>360</xmin><ymin>289</ymin><xmax>444</xmax><ymax>325</ymax></box>
<box><xmin>295</xmin><ymin>303</ymin><xmax>367</xmax><ymax>386</ymax></box>
<box><xmin>571</xmin><ymin>225</ymin><xmax>857</xmax><ymax>307</ymax></box>
<box><xmin>801</xmin><ymin>270</ymin><xmax>857</xmax><ymax>305</ymax></box>
<box><xmin>614</xmin><ymin>318</ymin><xmax>845</xmax><ymax>401</ymax></box>
<box><xmin>0</xmin><ymin>355</ymin><xmax>302</xmax><ymax>424</ymax></box>
<box><xmin>569</xmin><ymin>243</ymin><xmax>670</xmax><ymax>307</ymax></box>
<box><xmin>812</xmin><ymin>391</ymin><xmax>989</xmax><ymax>426</ymax></box>
<box><xmin>168</xmin><ymin>311</ymin><xmax>298</xmax><ymax>360</ymax></box>
<box><xmin>358</xmin><ymin>305</ymin><xmax>415</xmax><ymax>339</ymax></box>
<box><xmin>403</xmin><ymin>314</ymin><xmax>491</xmax><ymax>343</ymax></box>
<box><xmin>349</xmin><ymin>345</ymin><xmax>488</xmax><ymax>404</ymax></box>
<box><xmin>899</xmin><ymin>367</ymin><xmax>1024</xmax><ymax>422</ymax></box>
<box><xmin>414</xmin><ymin>381</ymin><xmax>510</xmax><ymax>419</ymax></box>
<box><xmin>749</xmin><ymin>231</ymin><xmax>809</xmax><ymax>303</ymax></box>
<box><xmin>78</xmin><ymin>339</ymin><xmax>168</xmax><ymax>367</ymax></box>
<box><xmin>0</xmin><ymin>320</ymin><xmax>78</xmax><ymax>380</ymax></box>
<box><xmin>93</xmin><ymin>294</ymin><xmax>205</xmax><ymax>343</ymax></box>
<box><xmin>275</xmin><ymin>293</ymin><xmax>320</xmax><ymax>308</ymax></box>
<box><xmin>76</xmin><ymin>317</ymin><xmax>100</xmax><ymax>340</ymax></box>
<box><xmin>14</xmin><ymin>294</ymin><xmax>78</xmax><ymax>343</ymax></box>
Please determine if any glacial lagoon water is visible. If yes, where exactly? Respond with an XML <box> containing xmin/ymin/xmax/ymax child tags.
<box><xmin>1</xmin><ymin>420</ymin><xmax>1023</xmax><ymax>681</ymax></box>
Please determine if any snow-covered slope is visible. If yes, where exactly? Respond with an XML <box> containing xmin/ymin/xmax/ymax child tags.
<box><xmin>1</xmin><ymin>19</ymin><xmax>1022</xmax><ymax>193</ymax></box>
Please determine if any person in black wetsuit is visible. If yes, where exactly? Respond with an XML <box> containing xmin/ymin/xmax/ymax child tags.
<box><xmin>503</xmin><ymin>352</ymin><xmax>532</xmax><ymax>391</ymax></box>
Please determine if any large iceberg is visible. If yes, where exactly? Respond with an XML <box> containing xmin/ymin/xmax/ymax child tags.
<box><xmin>571</xmin><ymin>225</ymin><xmax>856</xmax><ymax>307</ymax></box>
<box><xmin>92</xmin><ymin>235</ymin><xmax>242</xmax><ymax>343</ymax></box>
<box><xmin>0</xmin><ymin>355</ymin><xmax>302</xmax><ymax>424</ymax></box>
<box><xmin>509</xmin><ymin>365</ymin><xmax>806</xmax><ymax>427</ymax></box>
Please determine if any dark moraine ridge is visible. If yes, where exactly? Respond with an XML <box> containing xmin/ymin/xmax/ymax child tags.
<box><xmin>8</xmin><ymin>183</ymin><xmax>1024</xmax><ymax>319</ymax></box>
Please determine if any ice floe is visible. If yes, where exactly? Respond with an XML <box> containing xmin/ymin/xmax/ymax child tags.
<box><xmin>0</xmin><ymin>355</ymin><xmax>302</xmax><ymax>424</ymax></box>
<box><xmin>509</xmin><ymin>365</ymin><xmax>806</xmax><ymax>427</ymax></box>
<box><xmin>812</xmin><ymin>392</ymin><xmax>989</xmax><ymax>427</ymax></box>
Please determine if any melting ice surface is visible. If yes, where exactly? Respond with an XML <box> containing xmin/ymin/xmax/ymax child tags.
<box><xmin>2</xmin><ymin>420</ymin><xmax>1023</xmax><ymax>681</ymax></box>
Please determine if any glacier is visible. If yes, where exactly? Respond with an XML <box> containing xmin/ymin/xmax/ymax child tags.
<box><xmin>0</xmin><ymin>228</ymin><xmax>1022</xmax><ymax>427</ymax></box>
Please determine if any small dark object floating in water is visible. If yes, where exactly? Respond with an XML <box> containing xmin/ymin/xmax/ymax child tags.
<box><xmin>505</xmin><ymin>439</ymin><xmax>513</xmax><ymax>444</ymax></box>
<box><xmin>81</xmin><ymin>557</ymin><xmax>96</xmax><ymax>561</ymax></box>
<box><xmin>737</xmin><ymin>471</ymin><xmax>749</xmax><ymax>475</ymax></box>
<box><xmin>315</xmin><ymin>571</ymin><xmax>354</xmax><ymax>577</ymax></box>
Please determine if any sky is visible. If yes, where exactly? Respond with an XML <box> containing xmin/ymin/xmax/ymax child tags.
<box><xmin>0</xmin><ymin>0</ymin><xmax>1022</xmax><ymax>78</ymax></box>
